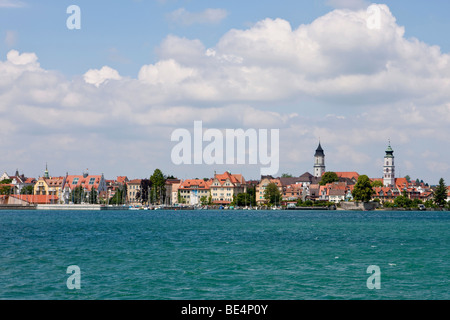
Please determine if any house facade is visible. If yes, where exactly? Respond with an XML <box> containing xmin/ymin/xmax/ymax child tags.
<box><xmin>178</xmin><ymin>179</ymin><xmax>211</xmax><ymax>205</ymax></box>
<box><xmin>62</xmin><ymin>173</ymin><xmax>107</xmax><ymax>204</ymax></box>
<box><xmin>34</xmin><ymin>176</ymin><xmax>66</xmax><ymax>204</ymax></box>
<box><xmin>165</xmin><ymin>179</ymin><xmax>182</xmax><ymax>205</ymax></box>
<box><xmin>256</xmin><ymin>176</ymin><xmax>281</xmax><ymax>205</ymax></box>
<box><xmin>210</xmin><ymin>171</ymin><xmax>246</xmax><ymax>205</ymax></box>
<box><xmin>126</xmin><ymin>179</ymin><xmax>142</xmax><ymax>205</ymax></box>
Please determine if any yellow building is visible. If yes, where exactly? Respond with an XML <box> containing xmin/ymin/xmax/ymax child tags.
<box><xmin>34</xmin><ymin>176</ymin><xmax>65</xmax><ymax>204</ymax></box>
<box><xmin>256</xmin><ymin>176</ymin><xmax>282</xmax><ymax>205</ymax></box>
<box><xmin>126</xmin><ymin>179</ymin><xmax>142</xmax><ymax>205</ymax></box>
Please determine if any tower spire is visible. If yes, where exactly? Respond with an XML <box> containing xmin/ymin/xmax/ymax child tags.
<box><xmin>383</xmin><ymin>141</ymin><xmax>395</xmax><ymax>187</ymax></box>
<box><xmin>314</xmin><ymin>141</ymin><xmax>325</xmax><ymax>178</ymax></box>
<box><xmin>44</xmin><ymin>163</ymin><xmax>49</xmax><ymax>179</ymax></box>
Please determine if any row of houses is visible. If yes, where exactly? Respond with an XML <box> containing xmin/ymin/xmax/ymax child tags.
<box><xmin>0</xmin><ymin>168</ymin><xmax>446</xmax><ymax>206</ymax></box>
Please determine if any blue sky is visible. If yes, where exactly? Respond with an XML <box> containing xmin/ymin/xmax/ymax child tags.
<box><xmin>1</xmin><ymin>0</ymin><xmax>450</xmax><ymax>184</ymax></box>
<box><xmin>3</xmin><ymin>0</ymin><xmax>450</xmax><ymax>77</ymax></box>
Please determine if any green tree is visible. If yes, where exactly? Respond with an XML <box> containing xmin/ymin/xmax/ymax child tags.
<box><xmin>235</xmin><ymin>192</ymin><xmax>255</xmax><ymax>207</ymax></box>
<box><xmin>110</xmin><ymin>186</ymin><xmax>127</xmax><ymax>205</ymax></box>
<box><xmin>304</xmin><ymin>200</ymin><xmax>313</xmax><ymax>207</ymax></box>
<box><xmin>88</xmin><ymin>187</ymin><xmax>98</xmax><ymax>204</ymax></box>
<box><xmin>140</xmin><ymin>179</ymin><xmax>152</xmax><ymax>205</ymax></box>
<box><xmin>21</xmin><ymin>185</ymin><xmax>34</xmax><ymax>195</ymax></box>
<box><xmin>424</xmin><ymin>199</ymin><xmax>436</xmax><ymax>209</ymax></box>
<box><xmin>200</xmin><ymin>196</ymin><xmax>208</xmax><ymax>206</ymax></box>
<box><xmin>434</xmin><ymin>178</ymin><xmax>447</xmax><ymax>207</ymax></box>
<box><xmin>264</xmin><ymin>183</ymin><xmax>281</xmax><ymax>205</ymax></box>
<box><xmin>371</xmin><ymin>180</ymin><xmax>384</xmax><ymax>188</ymax></box>
<box><xmin>352</xmin><ymin>175</ymin><xmax>375</xmax><ymax>202</ymax></box>
<box><xmin>150</xmin><ymin>169</ymin><xmax>166</xmax><ymax>205</ymax></box>
<box><xmin>281</xmin><ymin>173</ymin><xmax>293</xmax><ymax>178</ymax></box>
<box><xmin>394</xmin><ymin>195</ymin><xmax>412</xmax><ymax>208</ymax></box>
<box><xmin>0</xmin><ymin>185</ymin><xmax>11</xmax><ymax>195</ymax></box>
<box><xmin>71</xmin><ymin>186</ymin><xmax>83</xmax><ymax>204</ymax></box>
<box><xmin>0</xmin><ymin>179</ymin><xmax>12</xmax><ymax>195</ymax></box>
<box><xmin>319</xmin><ymin>172</ymin><xmax>339</xmax><ymax>186</ymax></box>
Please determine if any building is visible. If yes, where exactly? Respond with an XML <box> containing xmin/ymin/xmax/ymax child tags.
<box><xmin>0</xmin><ymin>194</ymin><xmax>59</xmax><ymax>205</ymax></box>
<box><xmin>335</xmin><ymin>172</ymin><xmax>360</xmax><ymax>185</ymax></box>
<box><xmin>210</xmin><ymin>171</ymin><xmax>246</xmax><ymax>205</ymax></box>
<box><xmin>178</xmin><ymin>179</ymin><xmax>212</xmax><ymax>205</ymax></box>
<box><xmin>0</xmin><ymin>171</ymin><xmax>10</xmax><ymax>181</ymax></box>
<box><xmin>126</xmin><ymin>179</ymin><xmax>142</xmax><ymax>205</ymax></box>
<box><xmin>104</xmin><ymin>176</ymin><xmax>129</xmax><ymax>203</ymax></box>
<box><xmin>315</xmin><ymin>181</ymin><xmax>352</xmax><ymax>203</ymax></box>
<box><xmin>383</xmin><ymin>142</ymin><xmax>395</xmax><ymax>187</ymax></box>
<box><xmin>0</xmin><ymin>170</ymin><xmax>35</xmax><ymax>195</ymax></box>
<box><xmin>62</xmin><ymin>173</ymin><xmax>107</xmax><ymax>204</ymax></box>
<box><xmin>314</xmin><ymin>142</ymin><xmax>326</xmax><ymax>178</ymax></box>
<box><xmin>165</xmin><ymin>179</ymin><xmax>182</xmax><ymax>205</ymax></box>
<box><xmin>256</xmin><ymin>176</ymin><xmax>282</xmax><ymax>205</ymax></box>
<box><xmin>372</xmin><ymin>186</ymin><xmax>400</xmax><ymax>204</ymax></box>
<box><xmin>33</xmin><ymin>166</ymin><xmax>66</xmax><ymax>204</ymax></box>
<box><xmin>282</xmin><ymin>183</ymin><xmax>304</xmax><ymax>203</ymax></box>
<box><xmin>34</xmin><ymin>176</ymin><xmax>66</xmax><ymax>203</ymax></box>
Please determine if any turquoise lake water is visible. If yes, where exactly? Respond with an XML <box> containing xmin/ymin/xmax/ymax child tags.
<box><xmin>0</xmin><ymin>210</ymin><xmax>448</xmax><ymax>300</ymax></box>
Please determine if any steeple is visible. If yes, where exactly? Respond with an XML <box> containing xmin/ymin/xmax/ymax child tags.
<box><xmin>44</xmin><ymin>163</ymin><xmax>50</xmax><ymax>179</ymax></box>
<box><xmin>314</xmin><ymin>141</ymin><xmax>326</xmax><ymax>178</ymax></box>
<box><xmin>383</xmin><ymin>141</ymin><xmax>395</xmax><ymax>187</ymax></box>
<box><xmin>315</xmin><ymin>142</ymin><xmax>324</xmax><ymax>157</ymax></box>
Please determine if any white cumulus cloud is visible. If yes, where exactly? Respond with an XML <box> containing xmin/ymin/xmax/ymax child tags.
<box><xmin>83</xmin><ymin>66</ymin><xmax>122</xmax><ymax>87</ymax></box>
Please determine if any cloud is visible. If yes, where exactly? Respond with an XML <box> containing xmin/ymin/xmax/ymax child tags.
<box><xmin>83</xmin><ymin>66</ymin><xmax>122</xmax><ymax>87</ymax></box>
<box><xmin>167</xmin><ymin>8</ymin><xmax>228</xmax><ymax>26</ymax></box>
<box><xmin>1</xmin><ymin>4</ymin><xmax>450</xmax><ymax>183</ymax></box>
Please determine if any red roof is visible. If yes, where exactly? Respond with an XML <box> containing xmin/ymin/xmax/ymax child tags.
<box><xmin>335</xmin><ymin>172</ymin><xmax>360</xmax><ymax>180</ymax></box>
<box><xmin>117</xmin><ymin>176</ymin><xmax>128</xmax><ymax>184</ymax></box>
<box><xmin>65</xmin><ymin>175</ymin><xmax>102</xmax><ymax>191</ymax></box>
<box><xmin>395</xmin><ymin>177</ymin><xmax>409</xmax><ymax>188</ymax></box>
<box><xmin>11</xmin><ymin>194</ymin><xmax>58</xmax><ymax>204</ymax></box>
<box><xmin>24</xmin><ymin>178</ymin><xmax>36</xmax><ymax>184</ymax></box>
<box><xmin>180</xmin><ymin>179</ymin><xmax>211</xmax><ymax>189</ymax></box>
<box><xmin>214</xmin><ymin>171</ymin><xmax>246</xmax><ymax>186</ymax></box>
<box><xmin>127</xmin><ymin>179</ymin><xmax>142</xmax><ymax>185</ymax></box>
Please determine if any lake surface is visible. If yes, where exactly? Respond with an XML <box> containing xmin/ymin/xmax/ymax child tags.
<box><xmin>0</xmin><ymin>210</ymin><xmax>448</xmax><ymax>300</ymax></box>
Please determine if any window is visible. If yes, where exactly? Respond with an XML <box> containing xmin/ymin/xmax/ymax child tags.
<box><xmin>72</xmin><ymin>178</ymin><xmax>79</xmax><ymax>185</ymax></box>
<box><xmin>89</xmin><ymin>177</ymin><xmax>96</xmax><ymax>185</ymax></box>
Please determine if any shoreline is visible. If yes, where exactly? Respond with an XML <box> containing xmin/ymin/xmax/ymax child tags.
<box><xmin>0</xmin><ymin>204</ymin><xmax>447</xmax><ymax>212</ymax></box>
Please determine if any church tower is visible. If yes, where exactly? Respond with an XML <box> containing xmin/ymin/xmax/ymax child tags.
<box><xmin>314</xmin><ymin>142</ymin><xmax>325</xmax><ymax>178</ymax></box>
<box><xmin>44</xmin><ymin>163</ymin><xmax>50</xmax><ymax>179</ymax></box>
<box><xmin>383</xmin><ymin>142</ymin><xmax>395</xmax><ymax>187</ymax></box>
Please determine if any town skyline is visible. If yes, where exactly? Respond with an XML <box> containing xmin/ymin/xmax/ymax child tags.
<box><xmin>1</xmin><ymin>140</ymin><xmax>445</xmax><ymax>187</ymax></box>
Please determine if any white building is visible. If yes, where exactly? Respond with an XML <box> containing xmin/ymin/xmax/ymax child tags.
<box><xmin>383</xmin><ymin>142</ymin><xmax>395</xmax><ymax>187</ymax></box>
<box><xmin>314</xmin><ymin>142</ymin><xmax>326</xmax><ymax>178</ymax></box>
